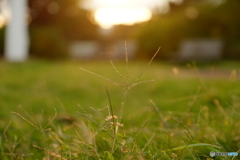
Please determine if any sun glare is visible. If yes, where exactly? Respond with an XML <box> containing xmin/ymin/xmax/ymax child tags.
<box><xmin>0</xmin><ymin>14</ymin><xmax>6</xmax><ymax>28</ymax></box>
<box><xmin>94</xmin><ymin>7</ymin><xmax>152</xmax><ymax>29</ymax></box>
<box><xmin>97</xmin><ymin>0</ymin><xmax>129</xmax><ymax>5</ymax></box>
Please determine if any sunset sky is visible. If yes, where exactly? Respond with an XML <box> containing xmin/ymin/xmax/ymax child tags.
<box><xmin>83</xmin><ymin>0</ymin><xmax>182</xmax><ymax>29</ymax></box>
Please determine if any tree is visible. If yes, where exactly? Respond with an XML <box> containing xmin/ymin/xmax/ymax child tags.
<box><xmin>134</xmin><ymin>0</ymin><xmax>240</xmax><ymax>59</ymax></box>
<box><xmin>29</xmin><ymin>0</ymin><xmax>99</xmax><ymax>40</ymax></box>
<box><xmin>28</xmin><ymin>0</ymin><xmax>100</xmax><ymax>58</ymax></box>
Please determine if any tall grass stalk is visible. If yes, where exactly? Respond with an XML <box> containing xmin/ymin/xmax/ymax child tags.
<box><xmin>77</xmin><ymin>46</ymin><xmax>160</xmax><ymax>157</ymax></box>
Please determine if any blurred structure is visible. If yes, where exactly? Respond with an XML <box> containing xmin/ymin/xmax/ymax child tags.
<box><xmin>70</xmin><ymin>41</ymin><xmax>101</xmax><ymax>59</ymax></box>
<box><xmin>1</xmin><ymin>0</ymin><xmax>239</xmax><ymax>61</ymax></box>
<box><xmin>5</xmin><ymin>0</ymin><xmax>28</xmax><ymax>62</ymax></box>
<box><xmin>104</xmin><ymin>40</ymin><xmax>136</xmax><ymax>59</ymax></box>
<box><xmin>179</xmin><ymin>39</ymin><xmax>223</xmax><ymax>61</ymax></box>
<box><xmin>27</xmin><ymin>0</ymin><xmax>100</xmax><ymax>59</ymax></box>
<box><xmin>69</xmin><ymin>40</ymin><xmax>137</xmax><ymax>60</ymax></box>
<box><xmin>135</xmin><ymin>0</ymin><xmax>240</xmax><ymax>60</ymax></box>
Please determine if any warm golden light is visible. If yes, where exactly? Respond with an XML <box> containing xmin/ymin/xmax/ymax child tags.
<box><xmin>97</xmin><ymin>0</ymin><xmax>129</xmax><ymax>5</ymax></box>
<box><xmin>0</xmin><ymin>14</ymin><xmax>6</xmax><ymax>28</ymax></box>
<box><xmin>94</xmin><ymin>7</ymin><xmax>152</xmax><ymax>29</ymax></box>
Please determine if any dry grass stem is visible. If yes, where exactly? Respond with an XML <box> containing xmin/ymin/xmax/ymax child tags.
<box><xmin>186</xmin><ymin>86</ymin><xmax>201</xmax><ymax>112</ymax></box>
<box><xmin>11</xmin><ymin>112</ymin><xmax>41</xmax><ymax>131</ymax></box>
<box><xmin>228</xmin><ymin>103</ymin><xmax>240</xmax><ymax>118</ymax></box>
<box><xmin>136</xmin><ymin>47</ymin><xmax>160</xmax><ymax>81</ymax></box>
<box><xmin>213</xmin><ymin>99</ymin><xmax>229</xmax><ymax>118</ymax></box>
<box><xmin>125</xmin><ymin>41</ymin><xmax>129</xmax><ymax>87</ymax></box>
<box><xmin>150</xmin><ymin>100</ymin><xmax>169</xmax><ymax>128</ymax></box>
<box><xmin>232</xmin><ymin>149</ymin><xmax>240</xmax><ymax>160</ymax></box>
<box><xmin>18</xmin><ymin>105</ymin><xmax>37</xmax><ymax>124</ymax></box>
<box><xmin>136</xmin><ymin>119</ymin><xmax>150</xmax><ymax>137</ymax></box>
<box><xmin>110</xmin><ymin>60</ymin><xmax>124</xmax><ymax>83</ymax></box>
<box><xmin>33</xmin><ymin>145</ymin><xmax>68</xmax><ymax>160</ymax></box>
<box><xmin>90</xmin><ymin>107</ymin><xmax>105</xmax><ymax>120</ymax></box>
<box><xmin>128</xmin><ymin>115</ymin><xmax>135</xmax><ymax>132</ymax></box>
<box><xmin>189</xmin><ymin>62</ymin><xmax>208</xmax><ymax>92</ymax></box>
<box><xmin>88</xmin><ymin>121</ymin><xmax>112</xmax><ymax>141</ymax></box>
<box><xmin>43</xmin><ymin>108</ymin><xmax>57</xmax><ymax>129</ymax></box>
<box><xmin>3</xmin><ymin>121</ymin><xmax>11</xmax><ymax>142</ymax></box>
<box><xmin>77</xmin><ymin>112</ymin><xmax>96</xmax><ymax>124</ymax></box>
<box><xmin>120</xmin><ymin>90</ymin><xmax>129</xmax><ymax>119</ymax></box>
<box><xmin>79</xmin><ymin>67</ymin><xmax>123</xmax><ymax>88</ymax></box>
<box><xmin>142</xmin><ymin>134</ymin><xmax>155</xmax><ymax>151</ymax></box>
<box><xmin>105</xmin><ymin>87</ymin><xmax>115</xmax><ymax>123</ymax></box>
<box><xmin>130</xmin><ymin>79</ymin><xmax>155</xmax><ymax>89</ymax></box>
<box><xmin>197</xmin><ymin>106</ymin><xmax>203</xmax><ymax>127</ymax></box>
<box><xmin>105</xmin><ymin>87</ymin><xmax>118</xmax><ymax>153</ymax></box>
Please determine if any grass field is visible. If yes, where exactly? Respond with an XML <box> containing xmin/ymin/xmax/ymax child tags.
<box><xmin>0</xmin><ymin>60</ymin><xmax>239</xmax><ymax>159</ymax></box>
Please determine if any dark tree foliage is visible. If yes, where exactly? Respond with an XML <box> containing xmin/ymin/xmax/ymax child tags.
<box><xmin>134</xmin><ymin>0</ymin><xmax>240</xmax><ymax>59</ymax></box>
<box><xmin>28</xmin><ymin>0</ymin><xmax>99</xmax><ymax>41</ymax></box>
<box><xmin>28</xmin><ymin>0</ymin><xmax>100</xmax><ymax>58</ymax></box>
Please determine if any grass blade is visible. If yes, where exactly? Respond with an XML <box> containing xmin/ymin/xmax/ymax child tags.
<box><xmin>125</xmin><ymin>41</ymin><xmax>129</xmax><ymax>87</ymax></box>
<box><xmin>136</xmin><ymin>47</ymin><xmax>160</xmax><ymax>81</ymax></box>
<box><xmin>162</xmin><ymin>143</ymin><xmax>221</xmax><ymax>152</ymax></box>
<box><xmin>79</xmin><ymin>67</ymin><xmax>123</xmax><ymax>88</ymax></box>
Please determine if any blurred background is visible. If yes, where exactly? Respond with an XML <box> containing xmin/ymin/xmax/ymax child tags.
<box><xmin>1</xmin><ymin>1</ymin><xmax>240</xmax><ymax>159</ymax></box>
<box><xmin>0</xmin><ymin>0</ymin><xmax>240</xmax><ymax>61</ymax></box>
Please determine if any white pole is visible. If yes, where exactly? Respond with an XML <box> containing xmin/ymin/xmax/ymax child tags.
<box><xmin>5</xmin><ymin>0</ymin><xmax>28</xmax><ymax>62</ymax></box>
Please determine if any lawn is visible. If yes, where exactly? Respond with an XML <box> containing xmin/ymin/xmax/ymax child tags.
<box><xmin>0</xmin><ymin>60</ymin><xmax>239</xmax><ymax>159</ymax></box>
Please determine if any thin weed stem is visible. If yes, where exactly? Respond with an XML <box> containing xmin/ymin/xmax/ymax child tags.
<box><xmin>3</xmin><ymin>121</ymin><xmax>11</xmax><ymax>142</ymax></box>
<box><xmin>79</xmin><ymin>67</ymin><xmax>123</xmax><ymax>89</ymax></box>
<box><xmin>88</xmin><ymin>121</ymin><xmax>111</xmax><ymax>141</ymax></box>
<box><xmin>110</xmin><ymin>60</ymin><xmax>124</xmax><ymax>84</ymax></box>
<box><xmin>186</xmin><ymin>86</ymin><xmax>201</xmax><ymax>112</ymax></box>
<box><xmin>128</xmin><ymin>115</ymin><xmax>135</xmax><ymax>132</ymax></box>
<box><xmin>196</xmin><ymin>106</ymin><xmax>203</xmax><ymax>127</ymax></box>
<box><xmin>231</xmin><ymin>149</ymin><xmax>240</xmax><ymax>160</ymax></box>
<box><xmin>188</xmin><ymin>62</ymin><xmax>208</xmax><ymax>92</ymax></box>
<box><xmin>105</xmin><ymin>87</ymin><xmax>117</xmax><ymax>153</ymax></box>
<box><xmin>33</xmin><ymin>145</ymin><xmax>68</xmax><ymax>160</ymax></box>
<box><xmin>120</xmin><ymin>90</ymin><xmax>129</xmax><ymax>119</ymax></box>
<box><xmin>150</xmin><ymin>100</ymin><xmax>169</xmax><ymax>128</ymax></box>
<box><xmin>125</xmin><ymin>41</ymin><xmax>129</xmax><ymax>87</ymax></box>
<box><xmin>227</xmin><ymin>102</ymin><xmax>240</xmax><ymax>119</ymax></box>
<box><xmin>130</xmin><ymin>79</ymin><xmax>155</xmax><ymax>89</ymax></box>
<box><xmin>43</xmin><ymin>108</ymin><xmax>57</xmax><ymax>129</ymax></box>
<box><xmin>142</xmin><ymin>134</ymin><xmax>155</xmax><ymax>151</ymax></box>
<box><xmin>77</xmin><ymin>46</ymin><xmax>160</xmax><ymax>156</ymax></box>
<box><xmin>136</xmin><ymin>119</ymin><xmax>150</xmax><ymax>137</ymax></box>
<box><xmin>136</xmin><ymin>47</ymin><xmax>160</xmax><ymax>81</ymax></box>
<box><xmin>77</xmin><ymin>112</ymin><xmax>96</xmax><ymax>124</ymax></box>
<box><xmin>179</xmin><ymin>139</ymin><xmax>195</xmax><ymax>160</ymax></box>
<box><xmin>105</xmin><ymin>87</ymin><xmax>115</xmax><ymax>125</ymax></box>
<box><xmin>11</xmin><ymin>112</ymin><xmax>41</xmax><ymax>132</ymax></box>
<box><xmin>90</xmin><ymin>107</ymin><xmax>105</xmax><ymax>120</ymax></box>
<box><xmin>183</xmin><ymin>141</ymin><xmax>197</xmax><ymax>160</ymax></box>
<box><xmin>18</xmin><ymin>105</ymin><xmax>37</xmax><ymax>125</ymax></box>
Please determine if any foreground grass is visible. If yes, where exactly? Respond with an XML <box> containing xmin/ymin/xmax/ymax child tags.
<box><xmin>0</xmin><ymin>60</ymin><xmax>239</xmax><ymax>159</ymax></box>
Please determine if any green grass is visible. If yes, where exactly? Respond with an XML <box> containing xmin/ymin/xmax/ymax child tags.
<box><xmin>0</xmin><ymin>59</ymin><xmax>240</xmax><ymax>159</ymax></box>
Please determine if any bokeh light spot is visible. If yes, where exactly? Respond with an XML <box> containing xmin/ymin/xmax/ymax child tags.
<box><xmin>47</xmin><ymin>2</ymin><xmax>60</xmax><ymax>15</ymax></box>
<box><xmin>94</xmin><ymin>7</ymin><xmax>152</xmax><ymax>29</ymax></box>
